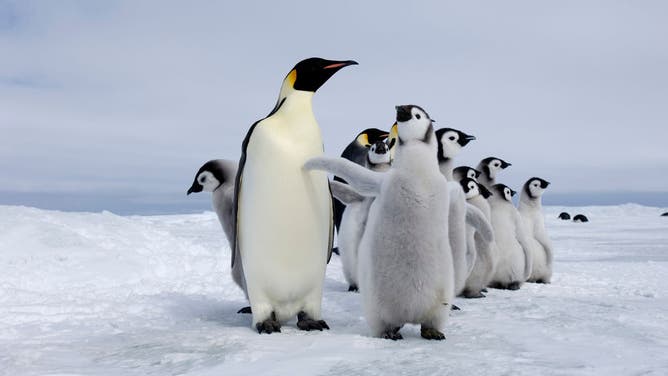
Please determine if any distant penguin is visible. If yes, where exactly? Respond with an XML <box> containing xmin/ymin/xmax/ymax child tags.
<box><xmin>338</xmin><ymin>140</ymin><xmax>391</xmax><ymax>292</ymax></box>
<box><xmin>453</xmin><ymin>166</ymin><xmax>481</xmax><ymax>182</ymax></box>
<box><xmin>333</xmin><ymin>128</ymin><xmax>389</xmax><ymax>233</ymax></box>
<box><xmin>573</xmin><ymin>214</ymin><xmax>589</xmax><ymax>223</ymax></box>
<box><xmin>488</xmin><ymin>184</ymin><xmax>532</xmax><ymax>290</ymax></box>
<box><xmin>188</xmin><ymin>159</ymin><xmax>249</xmax><ymax>312</ymax></box>
<box><xmin>558</xmin><ymin>212</ymin><xmax>571</xmax><ymax>220</ymax></box>
<box><xmin>662</xmin><ymin>212</ymin><xmax>668</xmax><ymax>217</ymax></box>
<box><xmin>305</xmin><ymin>105</ymin><xmax>453</xmax><ymax>341</ymax></box>
<box><xmin>435</xmin><ymin>128</ymin><xmax>476</xmax><ymax>180</ymax></box>
<box><xmin>460</xmin><ymin>178</ymin><xmax>498</xmax><ymax>298</ymax></box>
<box><xmin>234</xmin><ymin>57</ymin><xmax>357</xmax><ymax>334</ymax></box>
<box><xmin>519</xmin><ymin>177</ymin><xmax>554</xmax><ymax>284</ymax></box>
<box><xmin>476</xmin><ymin>157</ymin><xmax>511</xmax><ymax>188</ymax></box>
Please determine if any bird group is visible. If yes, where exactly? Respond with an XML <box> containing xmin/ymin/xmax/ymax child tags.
<box><xmin>187</xmin><ymin>57</ymin><xmax>553</xmax><ymax>340</ymax></box>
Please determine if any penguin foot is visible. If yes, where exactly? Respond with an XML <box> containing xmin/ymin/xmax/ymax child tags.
<box><xmin>332</xmin><ymin>247</ymin><xmax>340</xmax><ymax>255</ymax></box>
<box><xmin>297</xmin><ymin>311</ymin><xmax>330</xmax><ymax>331</ymax></box>
<box><xmin>381</xmin><ymin>327</ymin><xmax>403</xmax><ymax>341</ymax></box>
<box><xmin>237</xmin><ymin>306</ymin><xmax>252</xmax><ymax>314</ymax></box>
<box><xmin>507</xmin><ymin>282</ymin><xmax>521</xmax><ymax>290</ymax></box>
<box><xmin>462</xmin><ymin>290</ymin><xmax>485</xmax><ymax>299</ymax></box>
<box><xmin>348</xmin><ymin>284</ymin><xmax>359</xmax><ymax>292</ymax></box>
<box><xmin>256</xmin><ymin>313</ymin><xmax>281</xmax><ymax>334</ymax></box>
<box><xmin>420</xmin><ymin>327</ymin><xmax>446</xmax><ymax>341</ymax></box>
<box><xmin>488</xmin><ymin>282</ymin><xmax>507</xmax><ymax>290</ymax></box>
<box><xmin>451</xmin><ymin>304</ymin><xmax>461</xmax><ymax>311</ymax></box>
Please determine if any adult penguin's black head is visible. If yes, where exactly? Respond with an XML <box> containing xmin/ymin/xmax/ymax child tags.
<box><xmin>288</xmin><ymin>58</ymin><xmax>358</xmax><ymax>92</ymax></box>
<box><xmin>356</xmin><ymin>128</ymin><xmax>389</xmax><ymax>147</ymax></box>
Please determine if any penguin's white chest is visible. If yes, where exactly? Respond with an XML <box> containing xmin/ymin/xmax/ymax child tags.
<box><xmin>238</xmin><ymin>112</ymin><xmax>331</xmax><ymax>301</ymax></box>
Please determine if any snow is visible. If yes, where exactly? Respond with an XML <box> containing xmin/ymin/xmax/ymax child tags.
<box><xmin>1</xmin><ymin>204</ymin><xmax>668</xmax><ymax>375</ymax></box>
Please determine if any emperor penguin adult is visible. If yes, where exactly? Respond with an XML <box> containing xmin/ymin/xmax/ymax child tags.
<box><xmin>187</xmin><ymin>159</ymin><xmax>251</xmax><ymax>313</ymax></box>
<box><xmin>333</xmin><ymin>128</ymin><xmax>389</xmax><ymax>234</ymax></box>
<box><xmin>488</xmin><ymin>184</ymin><xmax>532</xmax><ymax>290</ymax></box>
<box><xmin>337</xmin><ymin>140</ymin><xmax>391</xmax><ymax>292</ymax></box>
<box><xmin>476</xmin><ymin>157</ymin><xmax>512</xmax><ymax>188</ymax></box>
<box><xmin>435</xmin><ymin>127</ymin><xmax>476</xmax><ymax>180</ymax></box>
<box><xmin>234</xmin><ymin>57</ymin><xmax>357</xmax><ymax>334</ymax></box>
<box><xmin>460</xmin><ymin>178</ymin><xmax>498</xmax><ymax>298</ymax></box>
<box><xmin>453</xmin><ymin>166</ymin><xmax>481</xmax><ymax>182</ymax></box>
<box><xmin>305</xmin><ymin>105</ymin><xmax>453</xmax><ymax>341</ymax></box>
<box><xmin>518</xmin><ymin>177</ymin><xmax>554</xmax><ymax>284</ymax></box>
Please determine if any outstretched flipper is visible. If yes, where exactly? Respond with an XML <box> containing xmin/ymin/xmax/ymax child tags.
<box><xmin>329</xmin><ymin>181</ymin><xmax>365</xmax><ymax>204</ymax></box>
<box><xmin>536</xmin><ymin>231</ymin><xmax>554</xmax><ymax>269</ymax></box>
<box><xmin>305</xmin><ymin>157</ymin><xmax>383</xmax><ymax>197</ymax></box>
<box><xmin>465</xmin><ymin>203</ymin><xmax>494</xmax><ymax>243</ymax></box>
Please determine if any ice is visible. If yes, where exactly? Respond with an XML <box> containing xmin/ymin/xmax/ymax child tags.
<box><xmin>1</xmin><ymin>204</ymin><xmax>667</xmax><ymax>375</ymax></box>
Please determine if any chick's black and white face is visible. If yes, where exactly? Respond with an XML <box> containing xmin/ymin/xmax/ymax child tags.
<box><xmin>196</xmin><ymin>171</ymin><xmax>221</xmax><ymax>192</ymax></box>
<box><xmin>368</xmin><ymin>141</ymin><xmax>391</xmax><ymax>165</ymax></box>
<box><xmin>465</xmin><ymin>180</ymin><xmax>480</xmax><ymax>200</ymax></box>
<box><xmin>488</xmin><ymin>159</ymin><xmax>504</xmax><ymax>179</ymax></box>
<box><xmin>504</xmin><ymin>187</ymin><xmax>514</xmax><ymax>202</ymax></box>
<box><xmin>396</xmin><ymin>106</ymin><xmax>432</xmax><ymax>142</ymax></box>
<box><xmin>467</xmin><ymin>168</ymin><xmax>478</xmax><ymax>180</ymax></box>
<box><xmin>529</xmin><ymin>179</ymin><xmax>545</xmax><ymax>198</ymax></box>
<box><xmin>439</xmin><ymin>130</ymin><xmax>463</xmax><ymax>159</ymax></box>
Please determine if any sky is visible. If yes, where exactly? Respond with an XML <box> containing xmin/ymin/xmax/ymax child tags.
<box><xmin>1</xmin><ymin>1</ymin><xmax>667</xmax><ymax>214</ymax></box>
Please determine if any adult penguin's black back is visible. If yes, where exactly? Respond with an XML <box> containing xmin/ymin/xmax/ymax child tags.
<box><xmin>333</xmin><ymin>128</ymin><xmax>389</xmax><ymax>232</ymax></box>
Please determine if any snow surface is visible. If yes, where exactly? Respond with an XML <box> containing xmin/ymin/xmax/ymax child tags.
<box><xmin>1</xmin><ymin>204</ymin><xmax>668</xmax><ymax>375</ymax></box>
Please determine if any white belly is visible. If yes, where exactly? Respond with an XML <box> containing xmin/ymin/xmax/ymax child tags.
<box><xmin>238</xmin><ymin>119</ymin><xmax>331</xmax><ymax>318</ymax></box>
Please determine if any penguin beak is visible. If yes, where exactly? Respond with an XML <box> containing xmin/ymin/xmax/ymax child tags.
<box><xmin>323</xmin><ymin>60</ymin><xmax>358</xmax><ymax>70</ymax></box>
<box><xmin>187</xmin><ymin>188</ymin><xmax>193</xmax><ymax>195</ymax></box>
<box><xmin>502</xmin><ymin>162</ymin><xmax>512</xmax><ymax>169</ymax></box>
<box><xmin>460</xmin><ymin>134</ymin><xmax>476</xmax><ymax>146</ymax></box>
<box><xmin>542</xmin><ymin>181</ymin><xmax>551</xmax><ymax>188</ymax></box>
<box><xmin>396</xmin><ymin>106</ymin><xmax>412</xmax><ymax>122</ymax></box>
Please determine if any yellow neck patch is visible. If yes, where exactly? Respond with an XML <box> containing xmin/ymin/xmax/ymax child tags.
<box><xmin>356</xmin><ymin>132</ymin><xmax>370</xmax><ymax>146</ymax></box>
<box><xmin>286</xmin><ymin>69</ymin><xmax>297</xmax><ymax>88</ymax></box>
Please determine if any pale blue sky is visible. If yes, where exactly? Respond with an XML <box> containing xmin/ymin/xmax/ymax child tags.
<box><xmin>1</xmin><ymin>1</ymin><xmax>667</xmax><ymax>213</ymax></box>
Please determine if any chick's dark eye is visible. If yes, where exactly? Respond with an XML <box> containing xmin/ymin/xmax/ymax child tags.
<box><xmin>449</xmin><ymin>136</ymin><xmax>456</xmax><ymax>141</ymax></box>
<box><xmin>415</xmin><ymin>113</ymin><xmax>421</xmax><ymax>119</ymax></box>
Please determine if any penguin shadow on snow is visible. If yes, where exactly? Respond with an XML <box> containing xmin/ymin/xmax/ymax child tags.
<box><xmin>157</xmin><ymin>293</ymin><xmax>251</xmax><ymax>328</ymax></box>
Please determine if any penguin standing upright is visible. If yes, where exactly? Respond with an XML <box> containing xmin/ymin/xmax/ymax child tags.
<box><xmin>187</xmin><ymin>159</ymin><xmax>250</xmax><ymax>313</ymax></box>
<box><xmin>435</xmin><ymin>128</ymin><xmax>476</xmax><ymax>180</ymax></box>
<box><xmin>338</xmin><ymin>140</ymin><xmax>391</xmax><ymax>292</ymax></box>
<box><xmin>333</xmin><ymin>128</ymin><xmax>389</xmax><ymax>234</ymax></box>
<box><xmin>305</xmin><ymin>105</ymin><xmax>453</xmax><ymax>341</ymax></box>
<box><xmin>488</xmin><ymin>184</ymin><xmax>532</xmax><ymax>290</ymax></box>
<box><xmin>518</xmin><ymin>177</ymin><xmax>553</xmax><ymax>284</ymax></box>
<box><xmin>476</xmin><ymin>157</ymin><xmax>512</xmax><ymax>189</ymax></box>
<box><xmin>234</xmin><ymin>57</ymin><xmax>357</xmax><ymax>334</ymax></box>
<box><xmin>435</xmin><ymin>127</ymin><xmax>479</xmax><ymax>296</ymax></box>
<box><xmin>460</xmin><ymin>178</ymin><xmax>498</xmax><ymax>298</ymax></box>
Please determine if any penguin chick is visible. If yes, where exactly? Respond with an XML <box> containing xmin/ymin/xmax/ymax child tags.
<box><xmin>304</xmin><ymin>105</ymin><xmax>453</xmax><ymax>341</ymax></box>
<box><xmin>488</xmin><ymin>184</ymin><xmax>532</xmax><ymax>290</ymax></box>
<box><xmin>435</xmin><ymin>127</ymin><xmax>476</xmax><ymax>180</ymax></box>
<box><xmin>333</xmin><ymin>128</ymin><xmax>389</xmax><ymax>233</ymax></box>
<box><xmin>435</xmin><ymin>127</ymin><xmax>480</xmax><ymax>296</ymax></box>
<box><xmin>338</xmin><ymin>140</ymin><xmax>391</xmax><ymax>292</ymax></box>
<box><xmin>453</xmin><ymin>166</ymin><xmax>482</xmax><ymax>182</ymax></box>
<box><xmin>460</xmin><ymin>178</ymin><xmax>498</xmax><ymax>298</ymax></box>
<box><xmin>188</xmin><ymin>159</ymin><xmax>249</xmax><ymax>311</ymax></box>
<box><xmin>519</xmin><ymin>177</ymin><xmax>554</xmax><ymax>284</ymax></box>
<box><xmin>476</xmin><ymin>157</ymin><xmax>511</xmax><ymax>188</ymax></box>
